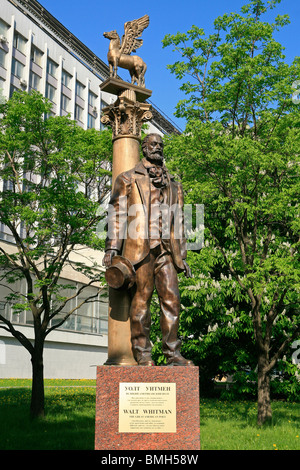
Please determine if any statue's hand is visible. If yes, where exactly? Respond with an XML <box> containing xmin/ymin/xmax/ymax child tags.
<box><xmin>103</xmin><ymin>249</ymin><xmax>118</xmax><ymax>267</ymax></box>
<box><xmin>183</xmin><ymin>260</ymin><xmax>192</xmax><ymax>278</ymax></box>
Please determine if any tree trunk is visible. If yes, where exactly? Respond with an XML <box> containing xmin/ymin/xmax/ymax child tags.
<box><xmin>30</xmin><ymin>340</ymin><xmax>45</xmax><ymax>419</ymax></box>
<box><xmin>257</xmin><ymin>355</ymin><xmax>272</xmax><ymax>426</ymax></box>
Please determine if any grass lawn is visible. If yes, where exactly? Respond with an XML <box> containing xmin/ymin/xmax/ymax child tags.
<box><xmin>0</xmin><ymin>379</ymin><xmax>299</xmax><ymax>450</ymax></box>
<box><xmin>200</xmin><ymin>398</ymin><xmax>299</xmax><ymax>450</ymax></box>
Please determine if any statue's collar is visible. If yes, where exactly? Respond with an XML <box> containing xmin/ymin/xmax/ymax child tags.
<box><xmin>134</xmin><ymin>160</ymin><xmax>148</xmax><ymax>175</ymax></box>
<box><xmin>135</xmin><ymin>159</ymin><xmax>174</xmax><ymax>181</ymax></box>
<box><xmin>141</xmin><ymin>157</ymin><xmax>166</xmax><ymax>171</ymax></box>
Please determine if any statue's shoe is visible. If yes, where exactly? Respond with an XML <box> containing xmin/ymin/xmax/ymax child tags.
<box><xmin>166</xmin><ymin>354</ymin><xmax>194</xmax><ymax>366</ymax></box>
<box><xmin>137</xmin><ymin>356</ymin><xmax>155</xmax><ymax>366</ymax></box>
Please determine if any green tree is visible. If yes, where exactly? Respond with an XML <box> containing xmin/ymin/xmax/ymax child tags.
<box><xmin>162</xmin><ymin>0</ymin><xmax>300</xmax><ymax>425</ymax></box>
<box><xmin>0</xmin><ymin>91</ymin><xmax>112</xmax><ymax>418</ymax></box>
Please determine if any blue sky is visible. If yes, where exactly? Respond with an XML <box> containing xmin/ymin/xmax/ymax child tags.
<box><xmin>38</xmin><ymin>0</ymin><xmax>299</xmax><ymax>131</ymax></box>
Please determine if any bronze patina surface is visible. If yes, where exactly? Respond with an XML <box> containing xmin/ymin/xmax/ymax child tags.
<box><xmin>103</xmin><ymin>15</ymin><xmax>149</xmax><ymax>88</ymax></box>
<box><xmin>104</xmin><ymin>134</ymin><xmax>194</xmax><ymax>367</ymax></box>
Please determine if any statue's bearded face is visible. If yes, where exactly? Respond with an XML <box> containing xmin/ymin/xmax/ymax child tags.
<box><xmin>143</xmin><ymin>135</ymin><xmax>164</xmax><ymax>164</ymax></box>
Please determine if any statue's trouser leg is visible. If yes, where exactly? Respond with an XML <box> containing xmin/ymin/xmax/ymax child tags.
<box><xmin>130</xmin><ymin>247</ymin><xmax>181</xmax><ymax>363</ymax></box>
<box><xmin>154</xmin><ymin>253</ymin><xmax>181</xmax><ymax>358</ymax></box>
<box><xmin>130</xmin><ymin>251</ymin><xmax>155</xmax><ymax>363</ymax></box>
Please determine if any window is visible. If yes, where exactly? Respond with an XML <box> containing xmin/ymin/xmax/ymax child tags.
<box><xmin>3</xmin><ymin>178</ymin><xmax>14</xmax><ymax>192</ymax></box>
<box><xmin>0</xmin><ymin>78</ymin><xmax>4</xmax><ymax>103</ymax></box>
<box><xmin>76</xmin><ymin>286</ymin><xmax>108</xmax><ymax>334</ymax></box>
<box><xmin>88</xmin><ymin>113</ymin><xmax>95</xmax><ymax>129</ymax></box>
<box><xmin>0</xmin><ymin>276</ymin><xmax>108</xmax><ymax>335</ymax></box>
<box><xmin>0</xmin><ymin>48</ymin><xmax>6</xmax><ymax>68</ymax></box>
<box><xmin>13</xmin><ymin>32</ymin><xmax>27</xmax><ymax>54</ymax></box>
<box><xmin>45</xmin><ymin>110</ymin><xmax>55</xmax><ymax>120</ymax></box>
<box><xmin>45</xmin><ymin>82</ymin><xmax>56</xmax><ymax>102</ymax></box>
<box><xmin>76</xmin><ymin>81</ymin><xmax>85</xmax><ymax>98</ymax></box>
<box><xmin>47</xmin><ymin>58</ymin><xmax>58</xmax><ymax>77</ymax></box>
<box><xmin>29</xmin><ymin>71</ymin><xmax>40</xmax><ymax>91</ymax></box>
<box><xmin>62</xmin><ymin>70</ymin><xmax>72</xmax><ymax>88</ymax></box>
<box><xmin>30</xmin><ymin>46</ymin><xmax>43</xmax><ymax>66</ymax></box>
<box><xmin>75</xmin><ymin>104</ymin><xmax>83</xmax><ymax>122</ymax></box>
<box><xmin>47</xmin><ymin>282</ymin><xmax>108</xmax><ymax>334</ymax></box>
<box><xmin>0</xmin><ymin>19</ymin><xmax>9</xmax><ymax>37</ymax></box>
<box><xmin>88</xmin><ymin>91</ymin><xmax>97</xmax><ymax>107</ymax></box>
<box><xmin>9</xmin><ymin>85</ymin><xmax>18</xmax><ymax>98</ymax></box>
<box><xmin>98</xmin><ymin>300</ymin><xmax>108</xmax><ymax>334</ymax></box>
<box><xmin>11</xmin><ymin>57</ymin><xmax>24</xmax><ymax>79</ymax></box>
<box><xmin>0</xmin><ymin>222</ymin><xmax>14</xmax><ymax>243</ymax></box>
<box><xmin>0</xmin><ymin>279</ymin><xmax>26</xmax><ymax>324</ymax></box>
<box><xmin>50</xmin><ymin>282</ymin><xmax>77</xmax><ymax>331</ymax></box>
<box><xmin>61</xmin><ymin>93</ymin><xmax>70</xmax><ymax>112</ymax></box>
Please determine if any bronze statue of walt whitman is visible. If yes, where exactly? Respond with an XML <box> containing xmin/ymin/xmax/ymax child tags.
<box><xmin>104</xmin><ymin>133</ymin><xmax>194</xmax><ymax>366</ymax></box>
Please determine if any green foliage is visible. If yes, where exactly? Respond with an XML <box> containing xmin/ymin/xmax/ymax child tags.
<box><xmin>161</xmin><ymin>0</ymin><xmax>300</xmax><ymax>401</ymax></box>
<box><xmin>269</xmin><ymin>359</ymin><xmax>300</xmax><ymax>402</ymax></box>
<box><xmin>162</xmin><ymin>0</ymin><xmax>298</xmax><ymax>124</ymax></box>
<box><xmin>0</xmin><ymin>90</ymin><xmax>112</xmax><ymax>343</ymax></box>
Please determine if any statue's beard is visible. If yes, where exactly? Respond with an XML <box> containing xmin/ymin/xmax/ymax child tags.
<box><xmin>145</xmin><ymin>150</ymin><xmax>164</xmax><ymax>164</ymax></box>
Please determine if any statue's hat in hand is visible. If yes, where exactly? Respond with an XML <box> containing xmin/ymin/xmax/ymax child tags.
<box><xmin>105</xmin><ymin>255</ymin><xmax>136</xmax><ymax>289</ymax></box>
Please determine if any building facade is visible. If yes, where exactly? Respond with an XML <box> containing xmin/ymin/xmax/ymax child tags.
<box><xmin>0</xmin><ymin>0</ymin><xmax>180</xmax><ymax>379</ymax></box>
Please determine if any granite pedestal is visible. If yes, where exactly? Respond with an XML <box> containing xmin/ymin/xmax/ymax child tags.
<box><xmin>95</xmin><ymin>366</ymin><xmax>200</xmax><ymax>450</ymax></box>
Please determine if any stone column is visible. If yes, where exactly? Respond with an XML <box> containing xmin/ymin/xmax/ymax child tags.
<box><xmin>100</xmin><ymin>79</ymin><xmax>152</xmax><ymax>365</ymax></box>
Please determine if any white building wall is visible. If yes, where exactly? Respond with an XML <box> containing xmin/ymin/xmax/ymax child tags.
<box><xmin>0</xmin><ymin>0</ymin><xmax>107</xmax><ymax>129</ymax></box>
<box><xmin>0</xmin><ymin>327</ymin><xmax>108</xmax><ymax>379</ymax></box>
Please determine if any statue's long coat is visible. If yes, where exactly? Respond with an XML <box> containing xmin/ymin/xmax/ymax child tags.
<box><xmin>105</xmin><ymin>160</ymin><xmax>187</xmax><ymax>272</ymax></box>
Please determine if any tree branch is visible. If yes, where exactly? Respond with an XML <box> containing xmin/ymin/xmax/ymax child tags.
<box><xmin>0</xmin><ymin>313</ymin><xmax>34</xmax><ymax>355</ymax></box>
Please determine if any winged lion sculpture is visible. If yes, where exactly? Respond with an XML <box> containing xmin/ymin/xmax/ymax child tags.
<box><xmin>103</xmin><ymin>15</ymin><xmax>149</xmax><ymax>88</ymax></box>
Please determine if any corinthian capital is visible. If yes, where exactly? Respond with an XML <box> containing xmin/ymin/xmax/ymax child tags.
<box><xmin>101</xmin><ymin>95</ymin><xmax>152</xmax><ymax>140</ymax></box>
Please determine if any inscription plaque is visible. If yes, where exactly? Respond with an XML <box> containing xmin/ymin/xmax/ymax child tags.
<box><xmin>119</xmin><ymin>382</ymin><xmax>176</xmax><ymax>433</ymax></box>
